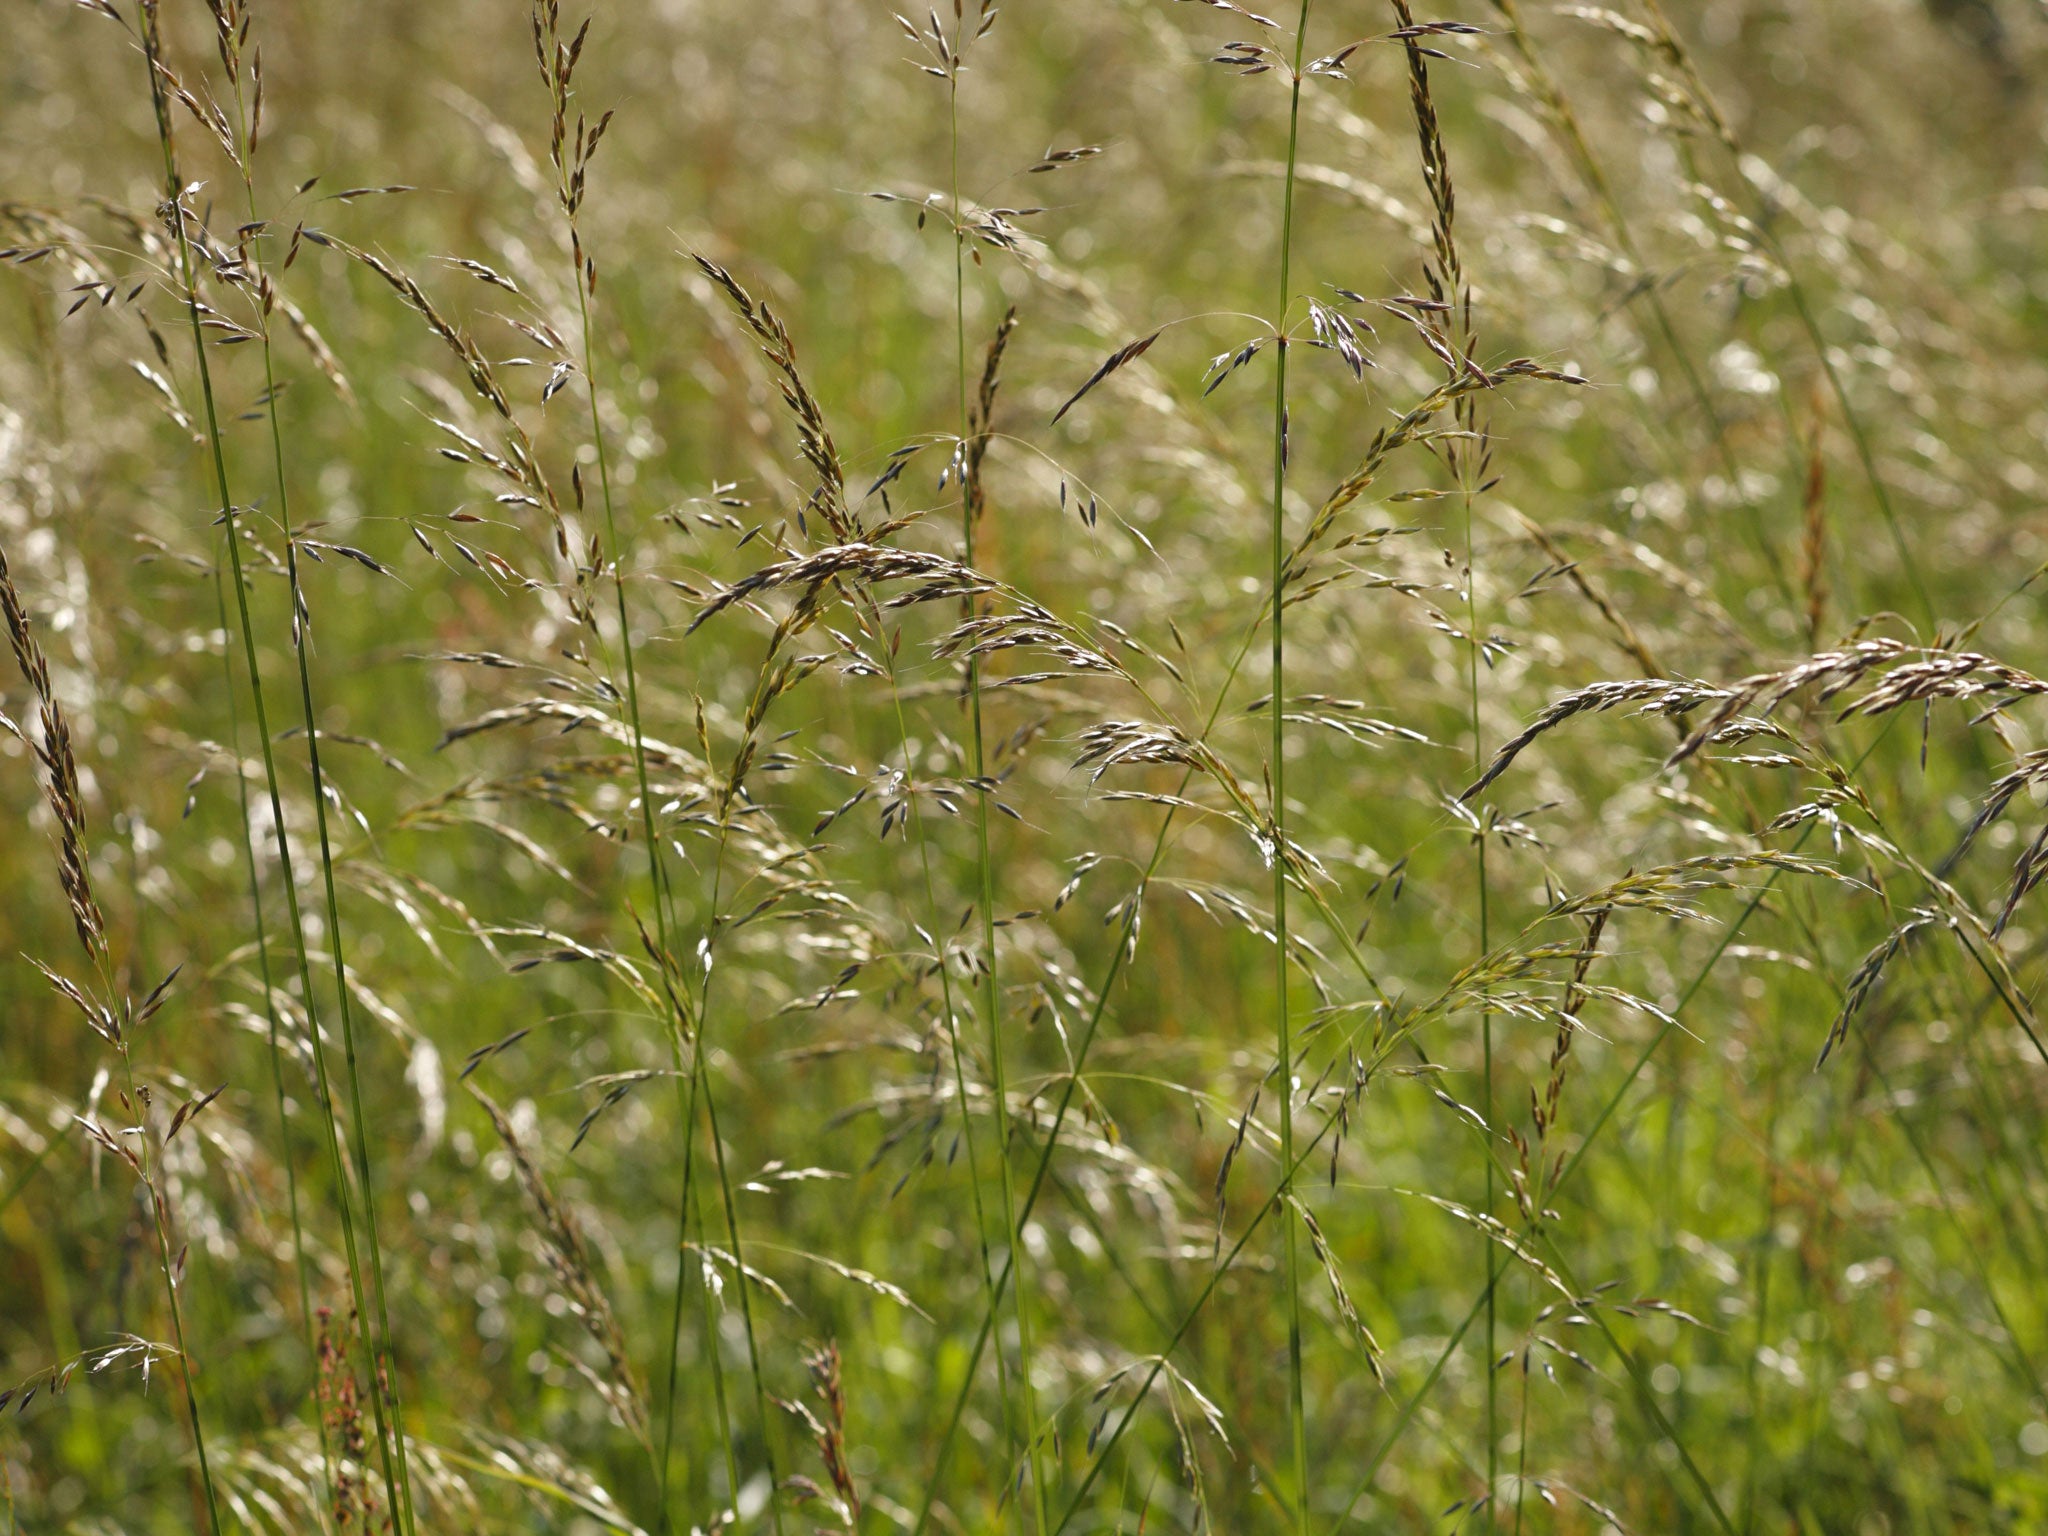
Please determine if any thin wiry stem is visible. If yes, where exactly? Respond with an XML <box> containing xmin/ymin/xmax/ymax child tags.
<box><xmin>952</xmin><ymin>47</ymin><xmax>1047</xmax><ymax>1530</ymax></box>
<box><xmin>697</xmin><ymin>1017</ymin><xmax>786</xmax><ymax>1533</ymax></box>
<box><xmin>910</xmin><ymin>356</ymin><xmax>1488</xmax><ymax>1531</ymax></box>
<box><xmin>563</xmin><ymin>118</ymin><xmax>713</xmax><ymax>1536</ymax></box>
<box><xmin>1322</xmin><ymin>728</ymin><xmax>1898</xmax><ymax>1533</ymax></box>
<box><xmin>1271</xmin><ymin>8</ymin><xmax>1313</xmax><ymax>1533</ymax></box>
<box><xmin>1739</xmin><ymin>1056</ymin><xmax>1781</xmax><ymax>1534</ymax></box>
<box><xmin>215</xmin><ymin>24</ymin><xmax>342</xmax><ymax>1514</ymax></box>
<box><xmin>1511</xmin><ymin>1272</ymin><xmax>1531</xmax><ymax>1536</ymax></box>
<box><xmin>1468</xmin><ymin>479</ymin><xmax>1497</xmax><ymax>1532</ymax></box>
<box><xmin>1389</xmin><ymin>8</ymin><xmax>1497</xmax><ymax>1501</ymax></box>
<box><xmin>688</xmin><ymin>1111</ymin><xmax>745</xmax><ymax>1518</ymax></box>
<box><xmin>585</xmin><ymin>257</ymin><xmax>717</xmax><ymax>1536</ymax></box>
<box><xmin>213</xmin><ymin>562</ymin><xmax>335</xmax><ymax>1502</ymax></box>
<box><xmin>240</xmin><ymin>124</ymin><xmax>422</xmax><ymax>1536</ymax></box>
<box><xmin>527</xmin><ymin>10</ymin><xmax>766</xmax><ymax>1519</ymax></box>
<box><xmin>138</xmin><ymin>5</ymin><xmax>409</xmax><ymax>1528</ymax></box>
<box><xmin>868</xmin><ymin>581</ymin><xmax>1015</xmax><ymax>1455</ymax></box>
<box><xmin>677</xmin><ymin>643</ymin><xmax>792</xmax><ymax>1536</ymax></box>
<box><xmin>1049</xmin><ymin>1010</ymin><xmax>1403</xmax><ymax>1536</ymax></box>
<box><xmin>290</xmin><ymin>494</ymin><xmax>423</xmax><ymax>1536</ymax></box>
<box><xmin>673</xmin><ymin>793</ymin><xmax>779</xmax><ymax>1530</ymax></box>
<box><xmin>908</xmin><ymin>720</ymin><xmax>1225</xmax><ymax>1536</ymax></box>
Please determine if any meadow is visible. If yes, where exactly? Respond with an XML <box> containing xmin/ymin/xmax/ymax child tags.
<box><xmin>5</xmin><ymin>0</ymin><xmax>2048</xmax><ymax>1530</ymax></box>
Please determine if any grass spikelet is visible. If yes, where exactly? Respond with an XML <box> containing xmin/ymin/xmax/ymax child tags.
<box><xmin>0</xmin><ymin>543</ymin><xmax>103</xmax><ymax>964</ymax></box>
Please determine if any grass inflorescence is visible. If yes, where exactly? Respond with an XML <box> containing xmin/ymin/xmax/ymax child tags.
<box><xmin>6</xmin><ymin>0</ymin><xmax>2048</xmax><ymax>1531</ymax></box>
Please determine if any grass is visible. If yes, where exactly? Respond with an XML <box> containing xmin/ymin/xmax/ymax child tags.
<box><xmin>7</xmin><ymin>0</ymin><xmax>2048</xmax><ymax>1531</ymax></box>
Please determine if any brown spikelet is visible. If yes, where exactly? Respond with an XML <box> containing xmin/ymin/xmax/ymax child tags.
<box><xmin>1464</xmin><ymin>677</ymin><xmax>1727</xmax><ymax>800</ymax></box>
<box><xmin>1668</xmin><ymin>641</ymin><xmax>2048</xmax><ymax>766</ymax></box>
<box><xmin>692</xmin><ymin>253</ymin><xmax>853</xmax><ymax>540</ymax></box>
<box><xmin>1532</xmin><ymin>909</ymin><xmax>1607</xmax><ymax>1154</ymax></box>
<box><xmin>963</xmin><ymin>306</ymin><xmax>1017</xmax><ymax>538</ymax></box>
<box><xmin>687</xmin><ymin>543</ymin><xmax>994</xmax><ymax>636</ymax></box>
<box><xmin>1051</xmin><ymin>327</ymin><xmax>1164</xmax><ymax>424</ymax></box>
<box><xmin>779</xmin><ymin>1341</ymin><xmax>859</xmax><ymax>1526</ymax></box>
<box><xmin>1391</xmin><ymin>0</ymin><xmax>1460</xmax><ymax>314</ymax></box>
<box><xmin>315</xmin><ymin>1307</ymin><xmax>388</xmax><ymax>1533</ymax></box>
<box><xmin>0</xmin><ymin>540</ymin><xmax>106</xmax><ymax>964</ymax></box>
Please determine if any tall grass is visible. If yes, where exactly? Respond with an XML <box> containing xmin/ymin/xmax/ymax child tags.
<box><xmin>8</xmin><ymin>0</ymin><xmax>2048</xmax><ymax>1531</ymax></box>
<box><xmin>136</xmin><ymin>1</ymin><xmax>413</xmax><ymax>1527</ymax></box>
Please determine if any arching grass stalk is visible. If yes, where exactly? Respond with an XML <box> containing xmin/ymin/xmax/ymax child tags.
<box><xmin>136</xmin><ymin>3</ymin><xmax>415</xmax><ymax>1527</ymax></box>
<box><xmin>670</xmin><ymin>622</ymin><xmax>822</xmax><ymax>1534</ymax></box>
<box><xmin>908</xmin><ymin>641</ymin><xmax>1256</xmax><ymax>1536</ymax></box>
<box><xmin>644</xmin><ymin>793</ymin><xmax>745</xmax><ymax>1531</ymax></box>
<box><xmin>1048</xmin><ymin>1009</ymin><xmax>1388</xmax><ymax>1535</ymax></box>
<box><xmin>524</xmin><ymin>8</ymin><xmax>758</xmax><ymax>1524</ymax></box>
<box><xmin>923</xmin><ymin>13</ymin><xmax>1347</xmax><ymax>1521</ymax></box>
<box><xmin>947</xmin><ymin>30</ymin><xmax>1049</xmax><ymax>1529</ymax></box>
<box><xmin>1054</xmin><ymin>727</ymin><xmax>1905</xmax><ymax>1536</ymax></box>
<box><xmin>1269</xmin><ymin>6</ymin><xmax>1313</xmax><ymax>1532</ymax></box>
<box><xmin>639</xmin><ymin>719</ymin><xmax>788</xmax><ymax>1528</ymax></box>
<box><xmin>1055</xmin><ymin>883</ymin><xmax>1733</xmax><ymax>1536</ymax></box>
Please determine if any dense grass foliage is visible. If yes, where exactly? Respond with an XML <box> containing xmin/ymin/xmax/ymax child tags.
<box><xmin>6</xmin><ymin>0</ymin><xmax>2048</xmax><ymax>1530</ymax></box>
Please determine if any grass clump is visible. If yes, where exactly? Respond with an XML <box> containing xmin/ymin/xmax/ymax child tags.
<box><xmin>7</xmin><ymin>0</ymin><xmax>2048</xmax><ymax>1531</ymax></box>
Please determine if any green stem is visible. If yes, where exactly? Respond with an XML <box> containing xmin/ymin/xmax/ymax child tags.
<box><xmin>874</xmin><ymin>590</ymin><xmax>1016</xmax><ymax>1464</ymax></box>
<box><xmin>1323</xmin><ymin>727</ymin><xmax>1899</xmax><ymax>1533</ymax></box>
<box><xmin>215</xmin><ymin>563</ymin><xmax>334</xmax><ymax>1498</ymax></box>
<box><xmin>138</xmin><ymin>7</ymin><xmax>405</xmax><ymax>1528</ymax></box>
<box><xmin>910</xmin><ymin>364</ymin><xmax>1373</xmax><ymax>1532</ymax></box>
<box><xmin>659</xmin><ymin>812</ymin><xmax>747</xmax><ymax>1528</ymax></box>
<box><xmin>292</xmin><ymin>560</ymin><xmax>422</xmax><ymax>1535</ymax></box>
<box><xmin>527</xmin><ymin>16</ymin><xmax>757</xmax><ymax>1519</ymax></box>
<box><xmin>1272</xmin><ymin>8</ymin><xmax>1312</xmax><ymax>1532</ymax></box>
<box><xmin>953</xmin><ymin>58</ymin><xmax>1046</xmax><ymax>1531</ymax></box>
<box><xmin>218</xmin><ymin>43</ymin><xmax>341</xmax><ymax>1511</ymax></box>
<box><xmin>569</xmin><ymin>187</ymin><xmax>714</xmax><ymax>1536</ymax></box>
<box><xmin>1740</xmin><ymin>1070</ymin><xmax>1780</xmax><ymax>1534</ymax></box>
<box><xmin>1463</xmin><ymin>395</ymin><xmax>1496</xmax><ymax>1536</ymax></box>
<box><xmin>114</xmin><ymin>1042</ymin><xmax>224</xmax><ymax>1536</ymax></box>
